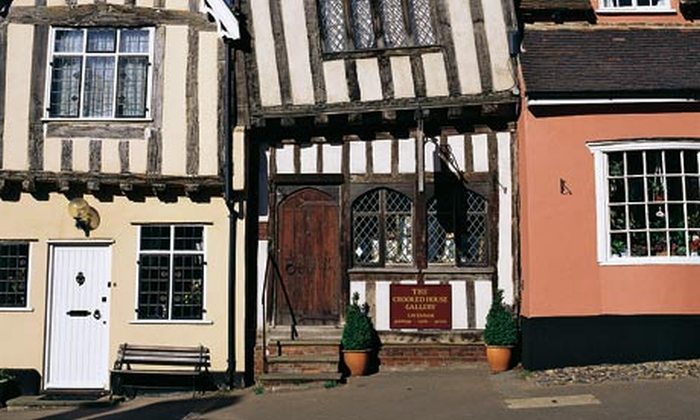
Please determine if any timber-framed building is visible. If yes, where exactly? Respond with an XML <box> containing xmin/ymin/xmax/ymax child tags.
<box><xmin>0</xmin><ymin>0</ymin><xmax>246</xmax><ymax>392</ymax></box>
<box><xmin>241</xmin><ymin>0</ymin><xmax>520</xmax><ymax>378</ymax></box>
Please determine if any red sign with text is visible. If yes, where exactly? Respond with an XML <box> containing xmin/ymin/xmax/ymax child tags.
<box><xmin>390</xmin><ymin>284</ymin><xmax>452</xmax><ymax>329</ymax></box>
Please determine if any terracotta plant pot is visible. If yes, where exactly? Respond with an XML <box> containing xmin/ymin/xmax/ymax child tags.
<box><xmin>486</xmin><ymin>346</ymin><xmax>512</xmax><ymax>373</ymax></box>
<box><xmin>343</xmin><ymin>350</ymin><xmax>371</xmax><ymax>376</ymax></box>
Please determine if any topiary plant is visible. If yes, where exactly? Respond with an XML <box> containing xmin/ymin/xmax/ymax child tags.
<box><xmin>341</xmin><ymin>292</ymin><xmax>378</xmax><ymax>351</ymax></box>
<box><xmin>483</xmin><ymin>289</ymin><xmax>518</xmax><ymax>347</ymax></box>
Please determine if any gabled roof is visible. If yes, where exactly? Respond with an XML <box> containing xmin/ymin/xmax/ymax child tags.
<box><xmin>201</xmin><ymin>0</ymin><xmax>240</xmax><ymax>41</ymax></box>
<box><xmin>520</xmin><ymin>27</ymin><xmax>700</xmax><ymax>98</ymax></box>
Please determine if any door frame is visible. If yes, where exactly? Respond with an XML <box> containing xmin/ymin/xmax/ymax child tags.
<box><xmin>272</xmin><ymin>185</ymin><xmax>344</xmax><ymax>325</ymax></box>
<box><xmin>43</xmin><ymin>240</ymin><xmax>114</xmax><ymax>390</ymax></box>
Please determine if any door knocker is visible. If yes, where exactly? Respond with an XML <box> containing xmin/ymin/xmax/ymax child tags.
<box><xmin>76</xmin><ymin>272</ymin><xmax>86</xmax><ymax>286</ymax></box>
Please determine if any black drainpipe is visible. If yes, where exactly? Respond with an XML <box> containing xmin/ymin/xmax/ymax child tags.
<box><xmin>224</xmin><ymin>36</ymin><xmax>238</xmax><ymax>388</ymax></box>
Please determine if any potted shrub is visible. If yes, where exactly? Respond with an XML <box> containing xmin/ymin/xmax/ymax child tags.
<box><xmin>341</xmin><ymin>292</ymin><xmax>378</xmax><ymax>376</ymax></box>
<box><xmin>483</xmin><ymin>289</ymin><xmax>518</xmax><ymax>373</ymax></box>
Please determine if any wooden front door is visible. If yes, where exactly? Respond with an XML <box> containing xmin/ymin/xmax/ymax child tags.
<box><xmin>277</xmin><ymin>188</ymin><xmax>340</xmax><ymax>325</ymax></box>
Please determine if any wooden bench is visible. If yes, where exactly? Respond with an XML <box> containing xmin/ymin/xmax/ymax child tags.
<box><xmin>111</xmin><ymin>344</ymin><xmax>211</xmax><ymax>397</ymax></box>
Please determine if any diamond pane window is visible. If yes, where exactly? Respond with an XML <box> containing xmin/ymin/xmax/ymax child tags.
<box><xmin>353</xmin><ymin>189</ymin><xmax>413</xmax><ymax>266</ymax></box>
<box><xmin>137</xmin><ymin>225</ymin><xmax>206</xmax><ymax>320</ymax></box>
<box><xmin>318</xmin><ymin>0</ymin><xmax>436</xmax><ymax>52</ymax></box>
<box><xmin>0</xmin><ymin>242</ymin><xmax>30</xmax><ymax>308</ymax></box>
<box><xmin>48</xmin><ymin>27</ymin><xmax>152</xmax><ymax>119</ymax></box>
<box><xmin>427</xmin><ymin>189</ymin><xmax>488</xmax><ymax>266</ymax></box>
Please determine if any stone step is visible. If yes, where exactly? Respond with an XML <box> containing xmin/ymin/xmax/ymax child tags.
<box><xmin>267</xmin><ymin>355</ymin><xmax>340</xmax><ymax>374</ymax></box>
<box><xmin>258</xmin><ymin>372</ymin><xmax>343</xmax><ymax>390</ymax></box>
<box><xmin>268</xmin><ymin>339</ymin><xmax>341</xmax><ymax>357</ymax></box>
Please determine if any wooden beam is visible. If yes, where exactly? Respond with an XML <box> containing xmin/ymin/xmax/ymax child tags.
<box><xmin>58</xmin><ymin>179</ymin><xmax>70</xmax><ymax>192</ymax></box>
<box><xmin>87</xmin><ymin>180</ymin><xmax>100</xmax><ymax>191</ymax></box>
<box><xmin>21</xmin><ymin>178</ymin><xmax>35</xmax><ymax>192</ymax></box>
<box><xmin>119</xmin><ymin>182</ymin><xmax>134</xmax><ymax>192</ymax></box>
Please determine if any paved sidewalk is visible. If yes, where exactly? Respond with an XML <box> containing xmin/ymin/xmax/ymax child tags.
<box><xmin>3</xmin><ymin>364</ymin><xmax>700</xmax><ymax>419</ymax></box>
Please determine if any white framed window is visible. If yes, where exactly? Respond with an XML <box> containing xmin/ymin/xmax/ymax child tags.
<box><xmin>0</xmin><ymin>242</ymin><xmax>30</xmax><ymax>309</ymax></box>
<box><xmin>136</xmin><ymin>225</ymin><xmax>207</xmax><ymax>320</ymax></box>
<box><xmin>46</xmin><ymin>27</ymin><xmax>154</xmax><ymax>120</ymax></box>
<box><xmin>589</xmin><ymin>141</ymin><xmax>700</xmax><ymax>265</ymax></box>
<box><xmin>599</xmin><ymin>0</ymin><xmax>672</xmax><ymax>12</ymax></box>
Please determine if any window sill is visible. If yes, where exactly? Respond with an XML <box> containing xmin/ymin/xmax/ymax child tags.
<box><xmin>348</xmin><ymin>267</ymin><xmax>419</xmax><ymax>274</ymax></box>
<box><xmin>43</xmin><ymin>118</ymin><xmax>153</xmax><ymax>123</ymax></box>
<box><xmin>423</xmin><ymin>267</ymin><xmax>495</xmax><ymax>274</ymax></box>
<box><xmin>129</xmin><ymin>320</ymin><xmax>213</xmax><ymax>325</ymax></box>
<box><xmin>321</xmin><ymin>45</ymin><xmax>442</xmax><ymax>61</ymax></box>
<box><xmin>600</xmin><ymin>257</ymin><xmax>700</xmax><ymax>266</ymax></box>
<box><xmin>596</xmin><ymin>8</ymin><xmax>676</xmax><ymax>14</ymax></box>
<box><xmin>0</xmin><ymin>307</ymin><xmax>34</xmax><ymax>313</ymax></box>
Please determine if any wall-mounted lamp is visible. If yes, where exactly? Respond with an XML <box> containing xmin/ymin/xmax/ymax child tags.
<box><xmin>67</xmin><ymin>198</ymin><xmax>100</xmax><ymax>237</ymax></box>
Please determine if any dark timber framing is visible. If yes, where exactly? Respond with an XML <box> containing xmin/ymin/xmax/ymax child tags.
<box><xmin>148</xmin><ymin>26</ymin><xmax>166</xmax><ymax>175</ymax></box>
<box><xmin>469</xmin><ymin>0</ymin><xmax>493</xmax><ymax>93</ymax></box>
<box><xmin>61</xmin><ymin>140</ymin><xmax>72</xmax><ymax>172</ymax></box>
<box><xmin>186</xmin><ymin>25</ymin><xmax>200</xmax><ymax>175</ymax></box>
<box><xmin>302</xmin><ymin>0</ymin><xmax>327</xmax><ymax>104</ymax></box>
<box><xmin>28</xmin><ymin>24</ymin><xmax>48</xmax><ymax>171</ymax></box>
<box><xmin>89</xmin><ymin>139</ymin><xmax>101</xmax><ymax>173</ymax></box>
<box><xmin>0</xmin><ymin>23</ymin><xmax>6</xmax><ymax>170</ymax></box>
<box><xmin>434</xmin><ymin>0</ymin><xmax>460</xmax><ymax>97</ymax></box>
<box><xmin>119</xmin><ymin>140</ymin><xmax>130</xmax><ymax>174</ymax></box>
<box><xmin>268</xmin><ymin>0</ymin><xmax>293</xmax><ymax>105</ymax></box>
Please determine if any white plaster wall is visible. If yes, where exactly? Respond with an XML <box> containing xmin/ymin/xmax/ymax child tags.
<box><xmin>3</xmin><ymin>24</ymin><xmax>33</xmax><ymax>171</ymax></box>
<box><xmin>299</xmin><ymin>144</ymin><xmax>317</xmax><ymax>174</ymax></box>
<box><xmin>422</xmin><ymin>52</ymin><xmax>449</xmax><ymax>97</ymax></box>
<box><xmin>480</xmin><ymin>0</ymin><xmax>515</xmax><ymax>91</ymax></box>
<box><xmin>390</xmin><ymin>56</ymin><xmax>414</xmax><ymax>99</ymax></box>
<box><xmin>251</xmin><ymin>0</ymin><xmax>282</xmax><ymax>106</ymax></box>
<box><xmin>398</xmin><ymin>138</ymin><xmax>416</xmax><ymax>174</ymax></box>
<box><xmin>322</xmin><ymin>144</ymin><xmax>342</xmax><ymax>174</ymax></box>
<box><xmin>198</xmin><ymin>31</ymin><xmax>220</xmax><ymax>176</ymax></box>
<box><xmin>356</xmin><ymin>58</ymin><xmax>383</xmax><ymax>102</ymax></box>
<box><xmin>497</xmin><ymin>132</ymin><xmax>514</xmax><ymax>304</ymax></box>
<box><xmin>349</xmin><ymin>141</ymin><xmax>367</xmax><ymax>174</ymax></box>
<box><xmin>281</xmin><ymin>0</ymin><xmax>315</xmax><ymax>104</ymax></box>
<box><xmin>324</xmin><ymin>60</ymin><xmax>349</xmax><ymax>103</ymax></box>
<box><xmin>275</xmin><ymin>144</ymin><xmax>295</xmax><ymax>174</ymax></box>
<box><xmin>471</xmin><ymin>134</ymin><xmax>489</xmax><ymax>173</ymax></box>
<box><xmin>160</xmin><ymin>25</ymin><xmax>189</xmax><ymax>176</ymax></box>
<box><xmin>372</xmin><ymin>139</ymin><xmax>392</xmax><ymax>174</ymax></box>
<box><xmin>447</xmin><ymin>0</ymin><xmax>482</xmax><ymax>94</ymax></box>
<box><xmin>474</xmin><ymin>281</ymin><xmax>493</xmax><ymax>329</ymax></box>
<box><xmin>447</xmin><ymin>135</ymin><xmax>466</xmax><ymax>173</ymax></box>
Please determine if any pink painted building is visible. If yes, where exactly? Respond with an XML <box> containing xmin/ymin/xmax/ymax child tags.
<box><xmin>518</xmin><ymin>0</ymin><xmax>700</xmax><ymax>369</ymax></box>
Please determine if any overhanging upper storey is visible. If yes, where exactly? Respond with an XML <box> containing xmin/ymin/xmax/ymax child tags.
<box><xmin>241</xmin><ymin>0</ymin><xmax>519</xmax><ymax>128</ymax></box>
<box><xmin>520</xmin><ymin>27</ymin><xmax>700</xmax><ymax>104</ymax></box>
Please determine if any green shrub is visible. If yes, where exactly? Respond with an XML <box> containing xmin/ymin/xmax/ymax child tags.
<box><xmin>483</xmin><ymin>289</ymin><xmax>518</xmax><ymax>346</ymax></box>
<box><xmin>341</xmin><ymin>292</ymin><xmax>379</xmax><ymax>351</ymax></box>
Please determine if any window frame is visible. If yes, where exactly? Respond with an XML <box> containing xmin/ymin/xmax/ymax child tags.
<box><xmin>351</xmin><ymin>187</ymin><xmax>415</xmax><ymax>268</ymax></box>
<box><xmin>44</xmin><ymin>26</ymin><xmax>155</xmax><ymax>121</ymax></box>
<box><xmin>589</xmin><ymin>140</ymin><xmax>700</xmax><ymax>265</ymax></box>
<box><xmin>597</xmin><ymin>0</ymin><xmax>674</xmax><ymax>13</ymax></box>
<box><xmin>426</xmin><ymin>188</ymin><xmax>490</xmax><ymax>268</ymax></box>
<box><xmin>0</xmin><ymin>241</ymin><xmax>32</xmax><ymax>312</ymax></box>
<box><xmin>134</xmin><ymin>225</ymin><xmax>209</xmax><ymax>323</ymax></box>
<box><xmin>318</xmin><ymin>0</ymin><xmax>439</xmax><ymax>54</ymax></box>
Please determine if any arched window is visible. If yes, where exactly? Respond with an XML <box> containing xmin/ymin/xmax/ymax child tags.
<box><xmin>427</xmin><ymin>189</ymin><xmax>488</xmax><ymax>266</ymax></box>
<box><xmin>352</xmin><ymin>188</ymin><xmax>413</xmax><ymax>266</ymax></box>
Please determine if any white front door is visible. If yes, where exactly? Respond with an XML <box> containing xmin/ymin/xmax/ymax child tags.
<box><xmin>45</xmin><ymin>243</ymin><xmax>112</xmax><ymax>390</ymax></box>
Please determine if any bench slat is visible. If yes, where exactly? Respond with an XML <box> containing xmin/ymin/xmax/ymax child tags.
<box><xmin>120</xmin><ymin>345</ymin><xmax>209</xmax><ymax>352</ymax></box>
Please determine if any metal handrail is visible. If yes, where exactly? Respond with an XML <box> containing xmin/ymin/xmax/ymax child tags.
<box><xmin>261</xmin><ymin>250</ymin><xmax>299</xmax><ymax>349</ymax></box>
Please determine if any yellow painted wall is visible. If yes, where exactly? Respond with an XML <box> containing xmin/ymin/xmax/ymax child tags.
<box><xmin>0</xmin><ymin>193</ymin><xmax>246</xmax><ymax>377</ymax></box>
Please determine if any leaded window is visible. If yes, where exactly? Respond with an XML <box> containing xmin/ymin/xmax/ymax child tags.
<box><xmin>0</xmin><ymin>242</ymin><xmax>29</xmax><ymax>308</ymax></box>
<box><xmin>352</xmin><ymin>189</ymin><xmax>413</xmax><ymax>266</ymax></box>
<box><xmin>427</xmin><ymin>190</ymin><xmax>488</xmax><ymax>266</ymax></box>
<box><xmin>48</xmin><ymin>27</ymin><xmax>153</xmax><ymax>119</ymax></box>
<box><xmin>318</xmin><ymin>0</ymin><xmax>437</xmax><ymax>52</ymax></box>
<box><xmin>137</xmin><ymin>225</ymin><xmax>206</xmax><ymax>320</ymax></box>
<box><xmin>605</xmin><ymin>149</ymin><xmax>700</xmax><ymax>260</ymax></box>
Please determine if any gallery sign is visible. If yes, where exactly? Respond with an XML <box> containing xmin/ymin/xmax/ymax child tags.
<box><xmin>390</xmin><ymin>284</ymin><xmax>451</xmax><ymax>329</ymax></box>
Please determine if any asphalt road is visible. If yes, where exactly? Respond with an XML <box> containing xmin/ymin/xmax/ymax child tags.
<box><xmin>3</xmin><ymin>364</ymin><xmax>700</xmax><ymax>420</ymax></box>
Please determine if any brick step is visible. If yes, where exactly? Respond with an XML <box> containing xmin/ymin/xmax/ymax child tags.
<box><xmin>379</xmin><ymin>343</ymin><xmax>486</xmax><ymax>368</ymax></box>
<box><xmin>258</xmin><ymin>372</ymin><xmax>343</xmax><ymax>390</ymax></box>
<box><xmin>268</xmin><ymin>340</ymin><xmax>341</xmax><ymax>357</ymax></box>
<box><xmin>267</xmin><ymin>355</ymin><xmax>340</xmax><ymax>374</ymax></box>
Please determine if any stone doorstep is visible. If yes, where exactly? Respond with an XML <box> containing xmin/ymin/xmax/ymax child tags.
<box><xmin>5</xmin><ymin>394</ymin><xmax>123</xmax><ymax>411</ymax></box>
